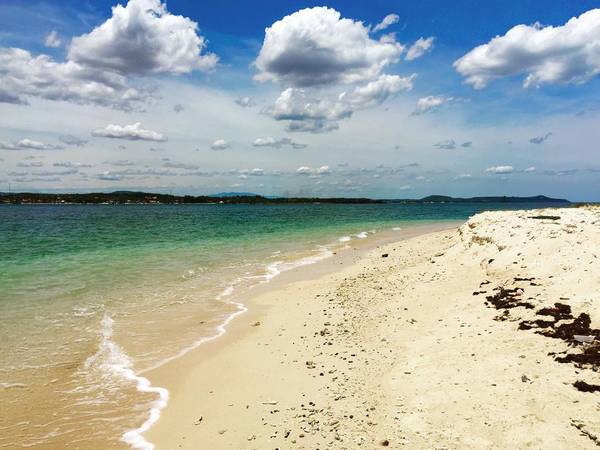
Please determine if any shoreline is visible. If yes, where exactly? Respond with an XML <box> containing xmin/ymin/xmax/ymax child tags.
<box><xmin>144</xmin><ymin>206</ymin><xmax>600</xmax><ymax>449</ymax></box>
<box><xmin>134</xmin><ymin>221</ymin><xmax>461</xmax><ymax>449</ymax></box>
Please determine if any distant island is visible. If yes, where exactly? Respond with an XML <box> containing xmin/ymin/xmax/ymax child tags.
<box><xmin>0</xmin><ymin>191</ymin><xmax>571</xmax><ymax>205</ymax></box>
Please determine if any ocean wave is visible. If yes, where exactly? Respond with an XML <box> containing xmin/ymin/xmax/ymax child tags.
<box><xmin>84</xmin><ymin>315</ymin><xmax>169</xmax><ymax>450</ymax></box>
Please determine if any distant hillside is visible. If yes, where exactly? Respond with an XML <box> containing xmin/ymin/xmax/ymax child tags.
<box><xmin>413</xmin><ymin>195</ymin><xmax>570</xmax><ymax>204</ymax></box>
<box><xmin>209</xmin><ymin>192</ymin><xmax>260</xmax><ymax>198</ymax></box>
<box><xmin>0</xmin><ymin>192</ymin><xmax>570</xmax><ymax>205</ymax></box>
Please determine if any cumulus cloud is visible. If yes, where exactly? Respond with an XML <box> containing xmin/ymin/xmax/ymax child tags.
<box><xmin>529</xmin><ymin>132</ymin><xmax>552</xmax><ymax>144</ymax></box>
<box><xmin>0</xmin><ymin>138</ymin><xmax>64</xmax><ymax>150</ymax></box>
<box><xmin>267</xmin><ymin>74</ymin><xmax>413</xmax><ymax>132</ymax></box>
<box><xmin>0</xmin><ymin>87</ymin><xmax>29</xmax><ymax>105</ymax></box>
<box><xmin>372</xmin><ymin>14</ymin><xmax>400</xmax><ymax>33</ymax></box>
<box><xmin>455</xmin><ymin>9</ymin><xmax>600</xmax><ymax>88</ymax></box>
<box><xmin>163</xmin><ymin>160</ymin><xmax>199</xmax><ymax>170</ymax></box>
<box><xmin>254</xmin><ymin>7</ymin><xmax>404</xmax><ymax>87</ymax></box>
<box><xmin>485</xmin><ymin>165</ymin><xmax>514</xmax><ymax>174</ymax></box>
<box><xmin>252</xmin><ymin>137</ymin><xmax>307</xmax><ymax>149</ymax></box>
<box><xmin>173</xmin><ymin>103</ymin><xmax>184</xmax><ymax>113</ymax></box>
<box><xmin>0</xmin><ymin>48</ymin><xmax>147</xmax><ymax>110</ymax></box>
<box><xmin>346</xmin><ymin>74</ymin><xmax>415</xmax><ymax>108</ymax></box>
<box><xmin>17</xmin><ymin>161</ymin><xmax>43</xmax><ymax>167</ymax></box>
<box><xmin>0</xmin><ymin>0</ymin><xmax>216</xmax><ymax>110</ymax></box>
<box><xmin>524</xmin><ymin>166</ymin><xmax>536</xmax><ymax>172</ymax></box>
<box><xmin>59</xmin><ymin>135</ymin><xmax>88</xmax><ymax>147</ymax></box>
<box><xmin>91</xmin><ymin>123</ymin><xmax>167</xmax><ymax>141</ymax></box>
<box><xmin>413</xmin><ymin>95</ymin><xmax>454</xmax><ymax>114</ymax></box>
<box><xmin>210</xmin><ymin>139</ymin><xmax>230</xmax><ymax>150</ymax></box>
<box><xmin>405</xmin><ymin>37</ymin><xmax>435</xmax><ymax>60</ymax></box>
<box><xmin>235</xmin><ymin>97</ymin><xmax>256</xmax><ymax>107</ymax></box>
<box><xmin>433</xmin><ymin>139</ymin><xmax>456</xmax><ymax>149</ymax></box>
<box><xmin>296</xmin><ymin>165</ymin><xmax>331</xmax><ymax>176</ymax></box>
<box><xmin>461</xmin><ymin>141</ymin><xmax>473</xmax><ymax>148</ymax></box>
<box><xmin>44</xmin><ymin>30</ymin><xmax>62</xmax><ymax>48</ymax></box>
<box><xmin>69</xmin><ymin>0</ymin><xmax>217</xmax><ymax>75</ymax></box>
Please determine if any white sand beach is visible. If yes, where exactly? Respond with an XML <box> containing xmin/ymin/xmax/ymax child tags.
<box><xmin>144</xmin><ymin>205</ymin><xmax>600</xmax><ymax>449</ymax></box>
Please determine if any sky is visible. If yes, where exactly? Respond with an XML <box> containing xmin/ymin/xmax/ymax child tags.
<box><xmin>1</xmin><ymin>0</ymin><xmax>599</xmax><ymax>200</ymax></box>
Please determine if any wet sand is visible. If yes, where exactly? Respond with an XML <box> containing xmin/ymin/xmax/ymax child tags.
<box><xmin>146</xmin><ymin>206</ymin><xmax>600</xmax><ymax>449</ymax></box>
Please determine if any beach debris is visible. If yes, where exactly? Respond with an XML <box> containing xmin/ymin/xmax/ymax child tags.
<box><xmin>380</xmin><ymin>439</ymin><xmax>390</xmax><ymax>446</ymax></box>
<box><xmin>218</xmin><ymin>429</ymin><xmax>227</xmax><ymax>435</ymax></box>
<box><xmin>194</xmin><ymin>416</ymin><xmax>203</xmax><ymax>425</ymax></box>
<box><xmin>247</xmin><ymin>434</ymin><xmax>256</xmax><ymax>441</ymax></box>
<box><xmin>251</xmin><ymin>321</ymin><xmax>261</xmax><ymax>327</ymax></box>
<box><xmin>485</xmin><ymin>287</ymin><xmax>534</xmax><ymax>310</ymax></box>
<box><xmin>573</xmin><ymin>381</ymin><xmax>600</xmax><ymax>393</ymax></box>
<box><xmin>574</xmin><ymin>335</ymin><xmax>595</xmax><ymax>344</ymax></box>
<box><xmin>521</xmin><ymin>375</ymin><xmax>531</xmax><ymax>383</ymax></box>
<box><xmin>381</xmin><ymin>253</ymin><xmax>389</xmax><ymax>258</ymax></box>
<box><xmin>262</xmin><ymin>400</ymin><xmax>278</xmax><ymax>405</ymax></box>
<box><xmin>571</xmin><ymin>420</ymin><xmax>600</xmax><ymax>445</ymax></box>
<box><xmin>528</xmin><ymin>215</ymin><xmax>560</xmax><ymax>220</ymax></box>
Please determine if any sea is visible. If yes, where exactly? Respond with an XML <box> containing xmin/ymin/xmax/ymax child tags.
<box><xmin>0</xmin><ymin>201</ymin><xmax>566</xmax><ymax>448</ymax></box>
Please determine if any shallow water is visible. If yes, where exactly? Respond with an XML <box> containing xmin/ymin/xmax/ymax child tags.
<box><xmin>0</xmin><ymin>202</ymin><xmax>566</xmax><ymax>448</ymax></box>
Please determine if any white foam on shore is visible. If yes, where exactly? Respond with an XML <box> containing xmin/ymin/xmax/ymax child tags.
<box><xmin>84</xmin><ymin>315</ymin><xmax>169</xmax><ymax>450</ymax></box>
<box><xmin>127</xmin><ymin>243</ymin><xmax>337</xmax><ymax>447</ymax></box>
<box><xmin>355</xmin><ymin>231</ymin><xmax>368</xmax><ymax>238</ymax></box>
<box><xmin>339</xmin><ymin>235</ymin><xmax>351</xmax><ymax>242</ymax></box>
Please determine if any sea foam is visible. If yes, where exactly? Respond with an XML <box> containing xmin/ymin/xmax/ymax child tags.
<box><xmin>85</xmin><ymin>315</ymin><xmax>169</xmax><ymax>450</ymax></box>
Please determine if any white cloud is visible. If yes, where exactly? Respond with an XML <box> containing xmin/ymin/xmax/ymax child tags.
<box><xmin>406</xmin><ymin>37</ymin><xmax>435</xmax><ymax>60</ymax></box>
<box><xmin>455</xmin><ymin>9</ymin><xmax>600</xmax><ymax>89</ymax></box>
<box><xmin>413</xmin><ymin>95</ymin><xmax>454</xmax><ymax>114</ymax></box>
<box><xmin>69</xmin><ymin>0</ymin><xmax>217</xmax><ymax>75</ymax></box>
<box><xmin>235</xmin><ymin>97</ymin><xmax>256</xmax><ymax>107</ymax></box>
<box><xmin>44</xmin><ymin>30</ymin><xmax>62</xmax><ymax>48</ymax></box>
<box><xmin>530</xmin><ymin>132</ymin><xmax>552</xmax><ymax>144</ymax></box>
<box><xmin>267</xmin><ymin>75</ymin><xmax>413</xmax><ymax>132</ymax></box>
<box><xmin>163</xmin><ymin>161</ymin><xmax>199</xmax><ymax>170</ymax></box>
<box><xmin>0</xmin><ymin>138</ymin><xmax>64</xmax><ymax>150</ymax></box>
<box><xmin>372</xmin><ymin>14</ymin><xmax>400</xmax><ymax>33</ymax></box>
<box><xmin>433</xmin><ymin>139</ymin><xmax>456</xmax><ymax>149</ymax></box>
<box><xmin>0</xmin><ymin>48</ymin><xmax>145</xmax><ymax>110</ymax></box>
<box><xmin>210</xmin><ymin>139</ymin><xmax>230</xmax><ymax>150</ymax></box>
<box><xmin>485</xmin><ymin>165</ymin><xmax>514</xmax><ymax>174</ymax></box>
<box><xmin>91</xmin><ymin>122</ymin><xmax>167</xmax><ymax>141</ymax></box>
<box><xmin>254</xmin><ymin>7</ymin><xmax>403</xmax><ymax>87</ymax></box>
<box><xmin>17</xmin><ymin>161</ymin><xmax>44</xmax><ymax>167</ymax></box>
<box><xmin>252</xmin><ymin>137</ymin><xmax>307</xmax><ymax>149</ymax></box>
<box><xmin>296</xmin><ymin>165</ymin><xmax>331</xmax><ymax>176</ymax></box>
<box><xmin>346</xmin><ymin>74</ymin><xmax>415</xmax><ymax>108</ymax></box>
<box><xmin>524</xmin><ymin>166</ymin><xmax>536</xmax><ymax>172</ymax></box>
<box><xmin>0</xmin><ymin>0</ymin><xmax>216</xmax><ymax>110</ymax></box>
<box><xmin>59</xmin><ymin>135</ymin><xmax>88</xmax><ymax>147</ymax></box>
<box><xmin>54</xmin><ymin>161</ymin><xmax>93</xmax><ymax>168</ymax></box>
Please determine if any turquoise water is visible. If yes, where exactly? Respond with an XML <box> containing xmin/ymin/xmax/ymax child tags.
<box><xmin>0</xmin><ymin>202</ymin><xmax>566</xmax><ymax>449</ymax></box>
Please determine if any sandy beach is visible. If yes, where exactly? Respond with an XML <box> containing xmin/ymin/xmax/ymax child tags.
<box><xmin>145</xmin><ymin>206</ymin><xmax>600</xmax><ymax>449</ymax></box>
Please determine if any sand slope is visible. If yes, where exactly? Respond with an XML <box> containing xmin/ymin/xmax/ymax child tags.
<box><xmin>147</xmin><ymin>206</ymin><xmax>600</xmax><ymax>449</ymax></box>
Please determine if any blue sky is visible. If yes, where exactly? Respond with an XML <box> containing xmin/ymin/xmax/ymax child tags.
<box><xmin>1</xmin><ymin>0</ymin><xmax>599</xmax><ymax>200</ymax></box>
